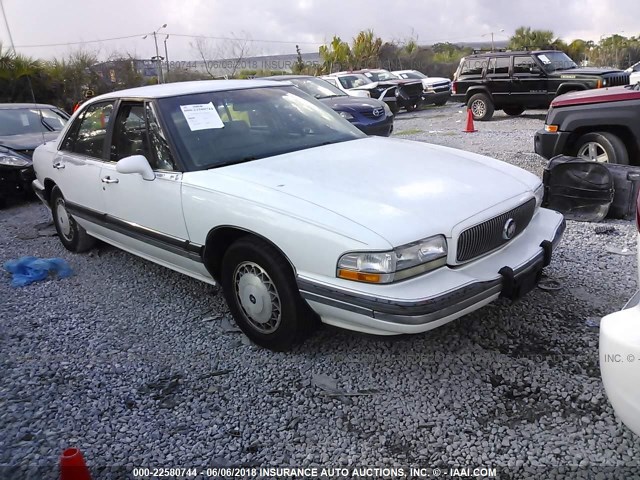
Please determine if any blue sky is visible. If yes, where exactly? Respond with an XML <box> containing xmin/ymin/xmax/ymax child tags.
<box><xmin>0</xmin><ymin>0</ymin><xmax>636</xmax><ymax>60</ymax></box>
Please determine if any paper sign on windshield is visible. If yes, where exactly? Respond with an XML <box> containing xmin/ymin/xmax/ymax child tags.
<box><xmin>538</xmin><ymin>54</ymin><xmax>551</xmax><ymax>64</ymax></box>
<box><xmin>180</xmin><ymin>102</ymin><xmax>224</xmax><ymax>131</ymax></box>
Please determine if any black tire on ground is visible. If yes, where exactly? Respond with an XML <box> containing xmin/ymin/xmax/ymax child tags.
<box><xmin>50</xmin><ymin>186</ymin><xmax>96</xmax><ymax>252</ymax></box>
<box><xmin>220</xmin><ymin>236</ymin><xmax>316</xmax><ymax>351</ymax></box>
<box><xmin>405</xmin><ymin>103</ymin><xmax>417</xmax><ymax>112</ymax></box>
<box><xmin>503</xmin><ymin>106</ymin><xmax>525</xmax><ymax>116</ymax></box>
<box><xmin>467</xmin><ymin>93</ymin><xmax>494</xmax><ymax>121</ymax></box>
<box><xmin>573</xmin><ymin>132</ymin><xmax>629</xmax><ymax>165</ymax></box>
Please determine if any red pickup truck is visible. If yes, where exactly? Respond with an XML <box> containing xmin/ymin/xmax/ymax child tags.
<box><xmin>534</xmin><ymin>83</ymin><xmax>640</xmax><ymax>165</ymax></box>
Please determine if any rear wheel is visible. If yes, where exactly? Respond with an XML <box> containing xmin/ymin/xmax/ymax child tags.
<box><xmin>503</xmin><ymin>106</ymin><xmax>525</xmax><ymax>116</ymax></box>
<box><xmin>50</xmin><ymin>186</ymin><xmax>96</xmax><ymax>252</ymax></box>
<box><xmin>574</xmin><ymin>132</ymin><xmax>629</xmax><ymax>165</ymax></box>
<box><xmin>468</xmin><ymin>93</ymin><xmax>494</xmax><ymax>121</ymax></box>
<box><xmin>220</xmin><ymin>236</ymin><xmax>315</xmax><ymax>351</ymax></box>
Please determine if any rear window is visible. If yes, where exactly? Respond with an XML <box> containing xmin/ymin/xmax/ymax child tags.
<box><xmin>459</xmin><ymin>59</ymin><xmax>487</xmax><ymax>76</ymax></box>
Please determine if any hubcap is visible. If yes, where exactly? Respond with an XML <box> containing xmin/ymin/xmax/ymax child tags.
<box><xmin>471</xmin><ymin>100</ymin><xmax>486</xmax><ymax>117</ymax></box>
<box><xmin>578</xmin><ymin>142</ymin><xmax>609</xmax><ymax>163</ymax></box>
<box><xmin>55</xmin><ymin>198</ymin><xmax>73</xmax><ymax>241</ymax></box>
<box><xmin>233</xmin><ymin>261</ymin><xmax>281</xmax><ymax>334</ymax></box>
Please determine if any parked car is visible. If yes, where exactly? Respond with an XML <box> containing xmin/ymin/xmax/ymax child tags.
<box><xmin>452</xmin><ymin>50</ymin><xmax>630</xmax><ymax>121</ymax></box>
<box><xmin>600</xmin><ymin>190</ymin><xmax>640</xmax><ymax>436</ymax></box>
<box><xmin>261</xmin><ymin>75</ymin><xmax>393</xmax><ymax>136</ymax></box>
<box><xmin>0</xmin><ymin>103</ymin><xmax>69</xmax><ymax>207</ymax></box>
<box><xmin>354</xmin><ymin>69</ymin><xmax>424</xmax><ymax>112</ymax></box>
<box><xmin>393</xmin><ymin>69</ymin><xmax>451</xmax><ymax>106</ymax></box>
<box><xmin>32</xmin><ymin>80</ymin><xmax>565</xmax><ymax>351</ymax></box>
<box><xmin>320</xmin><ymin>75</ymin><xmax>372</xmax><ymax>98</ymax></box>
<box><xmin>626</xmin><ymin>61</ymin><xmax>640</xmax><ymax>85</ymax></box>
<box><xmin>535</xmin><ymin>83</ymin><xmax>640</xmax><ymax>165</ymax></box>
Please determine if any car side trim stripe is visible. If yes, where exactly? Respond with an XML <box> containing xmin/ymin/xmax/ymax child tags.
<box><xmin>65</xmin><ymin>202</ymin><xmax>203</xmax><ymax>262</ymax></box>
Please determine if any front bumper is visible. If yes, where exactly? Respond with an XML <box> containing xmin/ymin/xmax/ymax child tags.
<box><xmin>534</xmin><ymin>129</ymin><xmax>571</xmax><ymax>160</ymax></box>
<box><xmin>0</xmin><ymin>164</ymin><xmax>34</xmax><ymax>198</ymax></box>
<box><xmin>422</xmin><ymin>91</ymin><xmax>451</xmax><ymax>105</ymax></box>
<box><xmin>298</xmin><ymin>208</ymin><xmax>565</xmax><ymax>335</ymax></box>
<box><xmin>600</xmin><ymin>295</ymin><xmax>640</xmax><ymax>436</ymax></box>
<box><xmin>356</xmin><ymin>117</ymin><xmax>394</xmax><ymax>137</ymax></box>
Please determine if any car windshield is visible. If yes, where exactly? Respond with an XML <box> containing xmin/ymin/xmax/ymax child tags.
<box><xmin>535</xmin><ymin>52</ymin><xmax>577</xmax><ymax>72</ymax></box>
<box><xmin>157</xmin><ymin>86</ymin><xmax>365</xmax><ymax>171</ymax></box>
<box><xmin>287</xmin><ymin>77</ymin><xmax>347</xmax><ymax>99</ymax></box>
<box><xmin>363</xmin><ymin>71</ymin><xmax>398</xmax><ymax>82</ymax></box>
<box><xmin>0</xmin><ymin>107</ymin><xmax>68</xmax><ymax>136</ymax></box>
<box><xmin>336</xmin><ymin>74</ymin><xmax>372</xmax><ymax>89</ymax></box>
<box><xmin>396</xmin><ymin>71</ymin><xmax>426</xmax><ymax>80</ymax></box>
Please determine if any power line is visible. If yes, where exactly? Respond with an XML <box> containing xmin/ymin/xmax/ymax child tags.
<box><xmin>14</xmin><ymin>33</ymin><xmax>147</xmax><ymax>48</ymax></box>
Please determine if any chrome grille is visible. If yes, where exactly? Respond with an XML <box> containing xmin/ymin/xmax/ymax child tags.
<box><xmin>456</xmin><ymin>198</ymin><xmax>536</xmax><ymax>262</ymax></box>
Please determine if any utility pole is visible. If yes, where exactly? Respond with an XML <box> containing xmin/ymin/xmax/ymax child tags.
<box><xmin>143</xmin><ymin>24</ymin><xmax>167</xmax><ymax>84</ymax></box>
<box><xmin>0</xmin><ymin>0</ymin><xmax>17</xmax><ymax>53</ymax></box>
<box><xmin>164</xmin><ymin>35</ymin><xmax>170</xmax><ymax>80</ymax></box>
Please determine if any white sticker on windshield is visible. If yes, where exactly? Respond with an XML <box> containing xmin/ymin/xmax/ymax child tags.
<box><xmin>364</xmin><ymin>72</ymin><xmax>372</xmax><ymax>77</ymax></box>
<box><xmin>538</xmin><ymin>54</ymin><xmax>551</xmax><ymax>64</ymax></box>
<box><xmin>179</xmin><ymin>102</ymin><xmax>224</xmax><ymax>131</ymax></box>
<box><xmin>20</xmin><ymin>114</ymin><xmax>30</xmax><ymax>126</ymax></box>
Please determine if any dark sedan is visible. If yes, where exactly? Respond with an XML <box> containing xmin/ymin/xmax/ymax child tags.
<box><xmin>0</xmin><ymin>103</ymin><xmax>69</xmax><ymax>207</ymax></box>
<box><xmin>262</xmin><ymin>75</ymin><xmax>394</xmax><ymax>136</ymax></box>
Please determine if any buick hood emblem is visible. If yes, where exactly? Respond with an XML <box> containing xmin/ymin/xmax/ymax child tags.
<box><xmin>503</xmin><ymin>218</ymin><xmax>517</xmax><ymax>240</ymax></box>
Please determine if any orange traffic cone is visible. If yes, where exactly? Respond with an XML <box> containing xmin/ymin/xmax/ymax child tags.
<box><xmin>60</xmin><ymin>448</ymin><xmax>91</xmax><ymax>480</ymax></box>
<box><xmin>464</xmin><ymin>108</ymin><xmax>477</xmax><ymax>133</ymax></box>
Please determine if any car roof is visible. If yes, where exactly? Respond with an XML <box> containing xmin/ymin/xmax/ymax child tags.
<box><xmin>0</xmin><ymin>103</ymin><xmax>59</xmax><ymax>109</ymax></box>
<box><xmin>260</xmin><ymin>75</ymin><xmax>312</xmax><ymax>81</ymax></box>
<box><xmin>464</xmin><ymin>50</ymin><xmax>554</xmax><ymax>59</ymax></box>
<box><xmin>90</xmin><ymin>79</ymin><xmax>286</xmax><ymax>101</ymax></box>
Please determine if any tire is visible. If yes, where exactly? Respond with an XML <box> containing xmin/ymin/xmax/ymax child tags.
<box><xmin>574</xmin><ymin>132</ymin><xmax>629</xmax><ymax>165</ymax></box>
<box><xmin>50</xmin><ymin>186</ymin><xmax>96</xmax><ymax>252</ymax></box>
<box><xmin>503</xmin><ymin>106</ymin><xmax>525</xmax><ymax>116</ymax></box>
<box><xmin>387</xmin><ymin>102</ymin><xmax>400</xmax><ymax>115</ymax></box>
<box><xmin>220</xmin><ymin>236</ymin><xmax>315</xmax><ymax>351</ymax></box>
<box><xmin>405</xmin><ymin>103</ymin><xmax>417</xmax><ymax>112</ymax></box>
<box><xmin>468</xmin><ymin>93</ymin><xmax>494</xmax><ymax>121</ymax></box>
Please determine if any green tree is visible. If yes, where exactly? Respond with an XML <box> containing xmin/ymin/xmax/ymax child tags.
<box><xmin>349</xmin><ymin>30</ymin><xmax>383</xmax><ymax>69</ymax></box>
<box><xmin>319</xmin><ymin>35</ymin><xmax>351</xmax><ymax>73</ymax></box>
<box><xmin>508</xmin><ymin>27</ymin><xmax>555</xmax><ymax>50</ymax></box>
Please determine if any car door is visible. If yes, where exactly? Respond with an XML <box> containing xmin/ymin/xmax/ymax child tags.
<box><xmin>511</xmin><ymin>55</ymin><xmax>548</xmax><ymax>107</ymax></box>
<box><xmin>98</xmin><ymin>100</ymin><xmax>202</xmax><ymax>271</ymax></box>
<box><xmin>53</xmin><ymin>101</ymin><xmax>114</xmax><ymax>219</ymax></box>
<box><xmin>485</xmin><ymin>57</ymin><xmax>511</xmax><ymax>105</ymax></box>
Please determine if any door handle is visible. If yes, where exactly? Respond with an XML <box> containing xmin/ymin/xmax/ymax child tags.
<box><xmin>53</xmin><ymin>162</ymin><xmax>65</xmax><ymax>169</ymax></box>
<box><xmin>101</xmin><ymin>176</ymin><xmax>119</xmax><ymax>184</ymax></box>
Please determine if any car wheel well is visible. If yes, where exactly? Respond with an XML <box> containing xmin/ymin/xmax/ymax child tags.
<box><xmin>43</xmin><ymin>179</ymin><xmax>57</xmax><ymax>203</ymax></box>
<box><xmin>465</xmin><ymin>88</ymin><xmax>492</xmax><ymax>103</ymax></box>
<box><xmin>202</xmin><ymin>226</ymin><xmax>296</xmax><ymax>282</ymax></box>
<box><xmin>565</xmin><ymin>126</ymin><xmax>638</xmax><ymax>164</ymax></box>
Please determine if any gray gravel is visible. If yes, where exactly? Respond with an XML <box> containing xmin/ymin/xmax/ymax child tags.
<box><xmin>1</xmin><ymin>105</ymin><xmax>640</xmax><ymax>479</ymax></box>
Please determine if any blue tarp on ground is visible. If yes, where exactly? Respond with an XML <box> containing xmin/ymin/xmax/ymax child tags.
<box><xmin>3</xmin><ymin>256</ymin><xmax>73</xmax><ymax>287</ymax></box>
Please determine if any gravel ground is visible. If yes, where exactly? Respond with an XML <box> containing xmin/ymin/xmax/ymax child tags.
<box><xmin>1</xmin><ymin>104</ymin><xmax>639</xmax><ymax>480</ymax></box>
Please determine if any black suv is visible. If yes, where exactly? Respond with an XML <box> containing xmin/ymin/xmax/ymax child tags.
<box><xmin>451</xmin><ymin>50</ymin><xmax>629</xmax><ymax>121</ymax></box>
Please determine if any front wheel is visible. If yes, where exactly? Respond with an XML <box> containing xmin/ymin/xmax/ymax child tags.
<box><xmin>468</xmin><ymin>93</ymin><xmax>494</xmax><ymax>121</ymax></box>
<box><xmin>220</xmin><ymin>237</ymin><xmax>315</xmax><ymax>351</ymax></box>
<box><xmin>574</xmin><ymin>132</ymin><xmax>629</xmax><ymax>165</ymax></box>
<box><xmin>50</xmin><ymin>186</ymin><xmax>96</xmax><ymax>252</ymax></box>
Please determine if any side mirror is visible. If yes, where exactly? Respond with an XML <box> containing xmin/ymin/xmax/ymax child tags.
<box><xmin>116</xmin><ymin>155</ymin><xmax>155</xmax><ymax>181</ymax></box>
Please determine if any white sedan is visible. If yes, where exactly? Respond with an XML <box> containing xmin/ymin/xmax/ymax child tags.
<box><xmin>32</xmin><ymin>80</ymin><xmax>565</xmax><ymax>351</ymax></box>
<box><xmin>600</xmin><ymin>193</ymin><xmax>640</xmax><ymax>436</ymax></box>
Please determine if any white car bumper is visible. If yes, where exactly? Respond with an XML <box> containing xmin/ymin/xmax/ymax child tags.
<box><xmin>298</xmin><ymin>208</ymin><xmax>565</xmax><ymax>335</ymax></box>
<box><xmin>600</xmin><ymin>292</ymin><xmax>640</xmax><ymax>436</ymax></box>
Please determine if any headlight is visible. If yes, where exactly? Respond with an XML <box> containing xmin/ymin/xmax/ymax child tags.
<box><xmin>534</xmin><ymin>183</ymin><xmax>544</xmax><ymax>209</ymax></box>
<box><xmin>337</xmin><ymin>235</ymin><xmax>448</xmax><ymax>284</ymax></box>
<box><xmin>339</xmin><ymin>111</ymin><xmax>355</xmax><ymax>121</ymax></box>
<box><xmin>382</xmin><ymin>102</ymin><xmax>392</xmax><ymax>117</ymax></box>
<box><xmin>0</xmin><ymin>155</ymin><xmax>30</xmax><ymax>167</ymax></box>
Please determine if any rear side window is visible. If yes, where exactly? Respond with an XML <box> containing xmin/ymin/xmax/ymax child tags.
<box><xmin>459</xmin><ymin>59</ymin><xmax>486</xmax><ymax>76</ymax></box>
<box><xmin>487</xmin><ymin>57</ymin><xmax>510</xmax><ymax>75</ymax></box>
<box><xmin>61</xmin><ymin>102</ymin><xmax>114</xmax><ymax>158</ymax></box>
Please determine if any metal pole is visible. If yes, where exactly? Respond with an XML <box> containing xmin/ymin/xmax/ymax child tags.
<box><xmin>491</xmin><ymin>33</ymin><xmax>495</xmax><ymax>51</ymax></box>
<box><xmin>0</xmin><ymin>0</ymin><xmax>17</xmax><ymax>53</ymax></box>
<box><xmin>164</xmin><ymin>35</ymin><xmax>169</xmax><ymax>79</ymax></box>
<box><xmin>153</xmin><ymin>31</ymin><xmax>162</xmax><ymax>83</ymax></box>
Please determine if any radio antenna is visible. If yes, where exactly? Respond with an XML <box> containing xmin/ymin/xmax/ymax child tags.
<box><xmin>1</xmin><ymin>0</ymin><xmax>47</xmax><ymax>144</ymax></box>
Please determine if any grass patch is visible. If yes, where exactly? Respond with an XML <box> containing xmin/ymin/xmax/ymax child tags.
<box><xmin>395</xmin><ymin>129</ymin><xmax>423</xmax><ymax>136</ymax></box>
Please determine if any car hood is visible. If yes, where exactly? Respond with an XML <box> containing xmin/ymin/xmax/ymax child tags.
<box><xmin>551</xmin><ymin>84</ymin><xmax>640</xmax><ymax>107</ymax></box>
<box><xmin>555</xmin><ymin>67</ymin><xmax>624</xmax><ymax>76</ymax></box>
<box><xmin>0</xmin><ymin>132</ymin><xmax>60</xmax><ymax>156</ymax></box>
<box><xmin>320</xmin><ymin>96</ymin><xmax>386</xmax><ymax>112</ymax></box>
<box><xmin>422</xmin><ymin>77</ymin><xmax>450</xmax><ymax>85</ymax></box>
<box><xmin>196</xmin><ymin>137</ymin><xmax>538</xmax><ymax>246</ymax></box>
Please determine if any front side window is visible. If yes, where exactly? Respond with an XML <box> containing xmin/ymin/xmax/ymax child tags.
<box><xmin>61</xmin><ymin>102</ymin><xmax>114</xmax><ymax>158</ymax></box>
<box><xmin>513</xmin><ymin>56</ymin><xmax>538</xmax><ymax>75</ymax></box>
<box><xmin>110</xmin><ymin>103</ymin><xmax>149</xmax><ymax>162</ymax></box>
<box><xmin>145</xmin><ymin>103</ymin><xmax>176</xmax><ymax>171</ymax></box>
<box><xmin>157</xmin><ymin>86</ymin><xmax>364</xmax><ymax>171</ymax></box>
<box><xmin>487</xmin><ymin>57</ymin><xmax>510</xmax><ymax>75</ymax></box>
